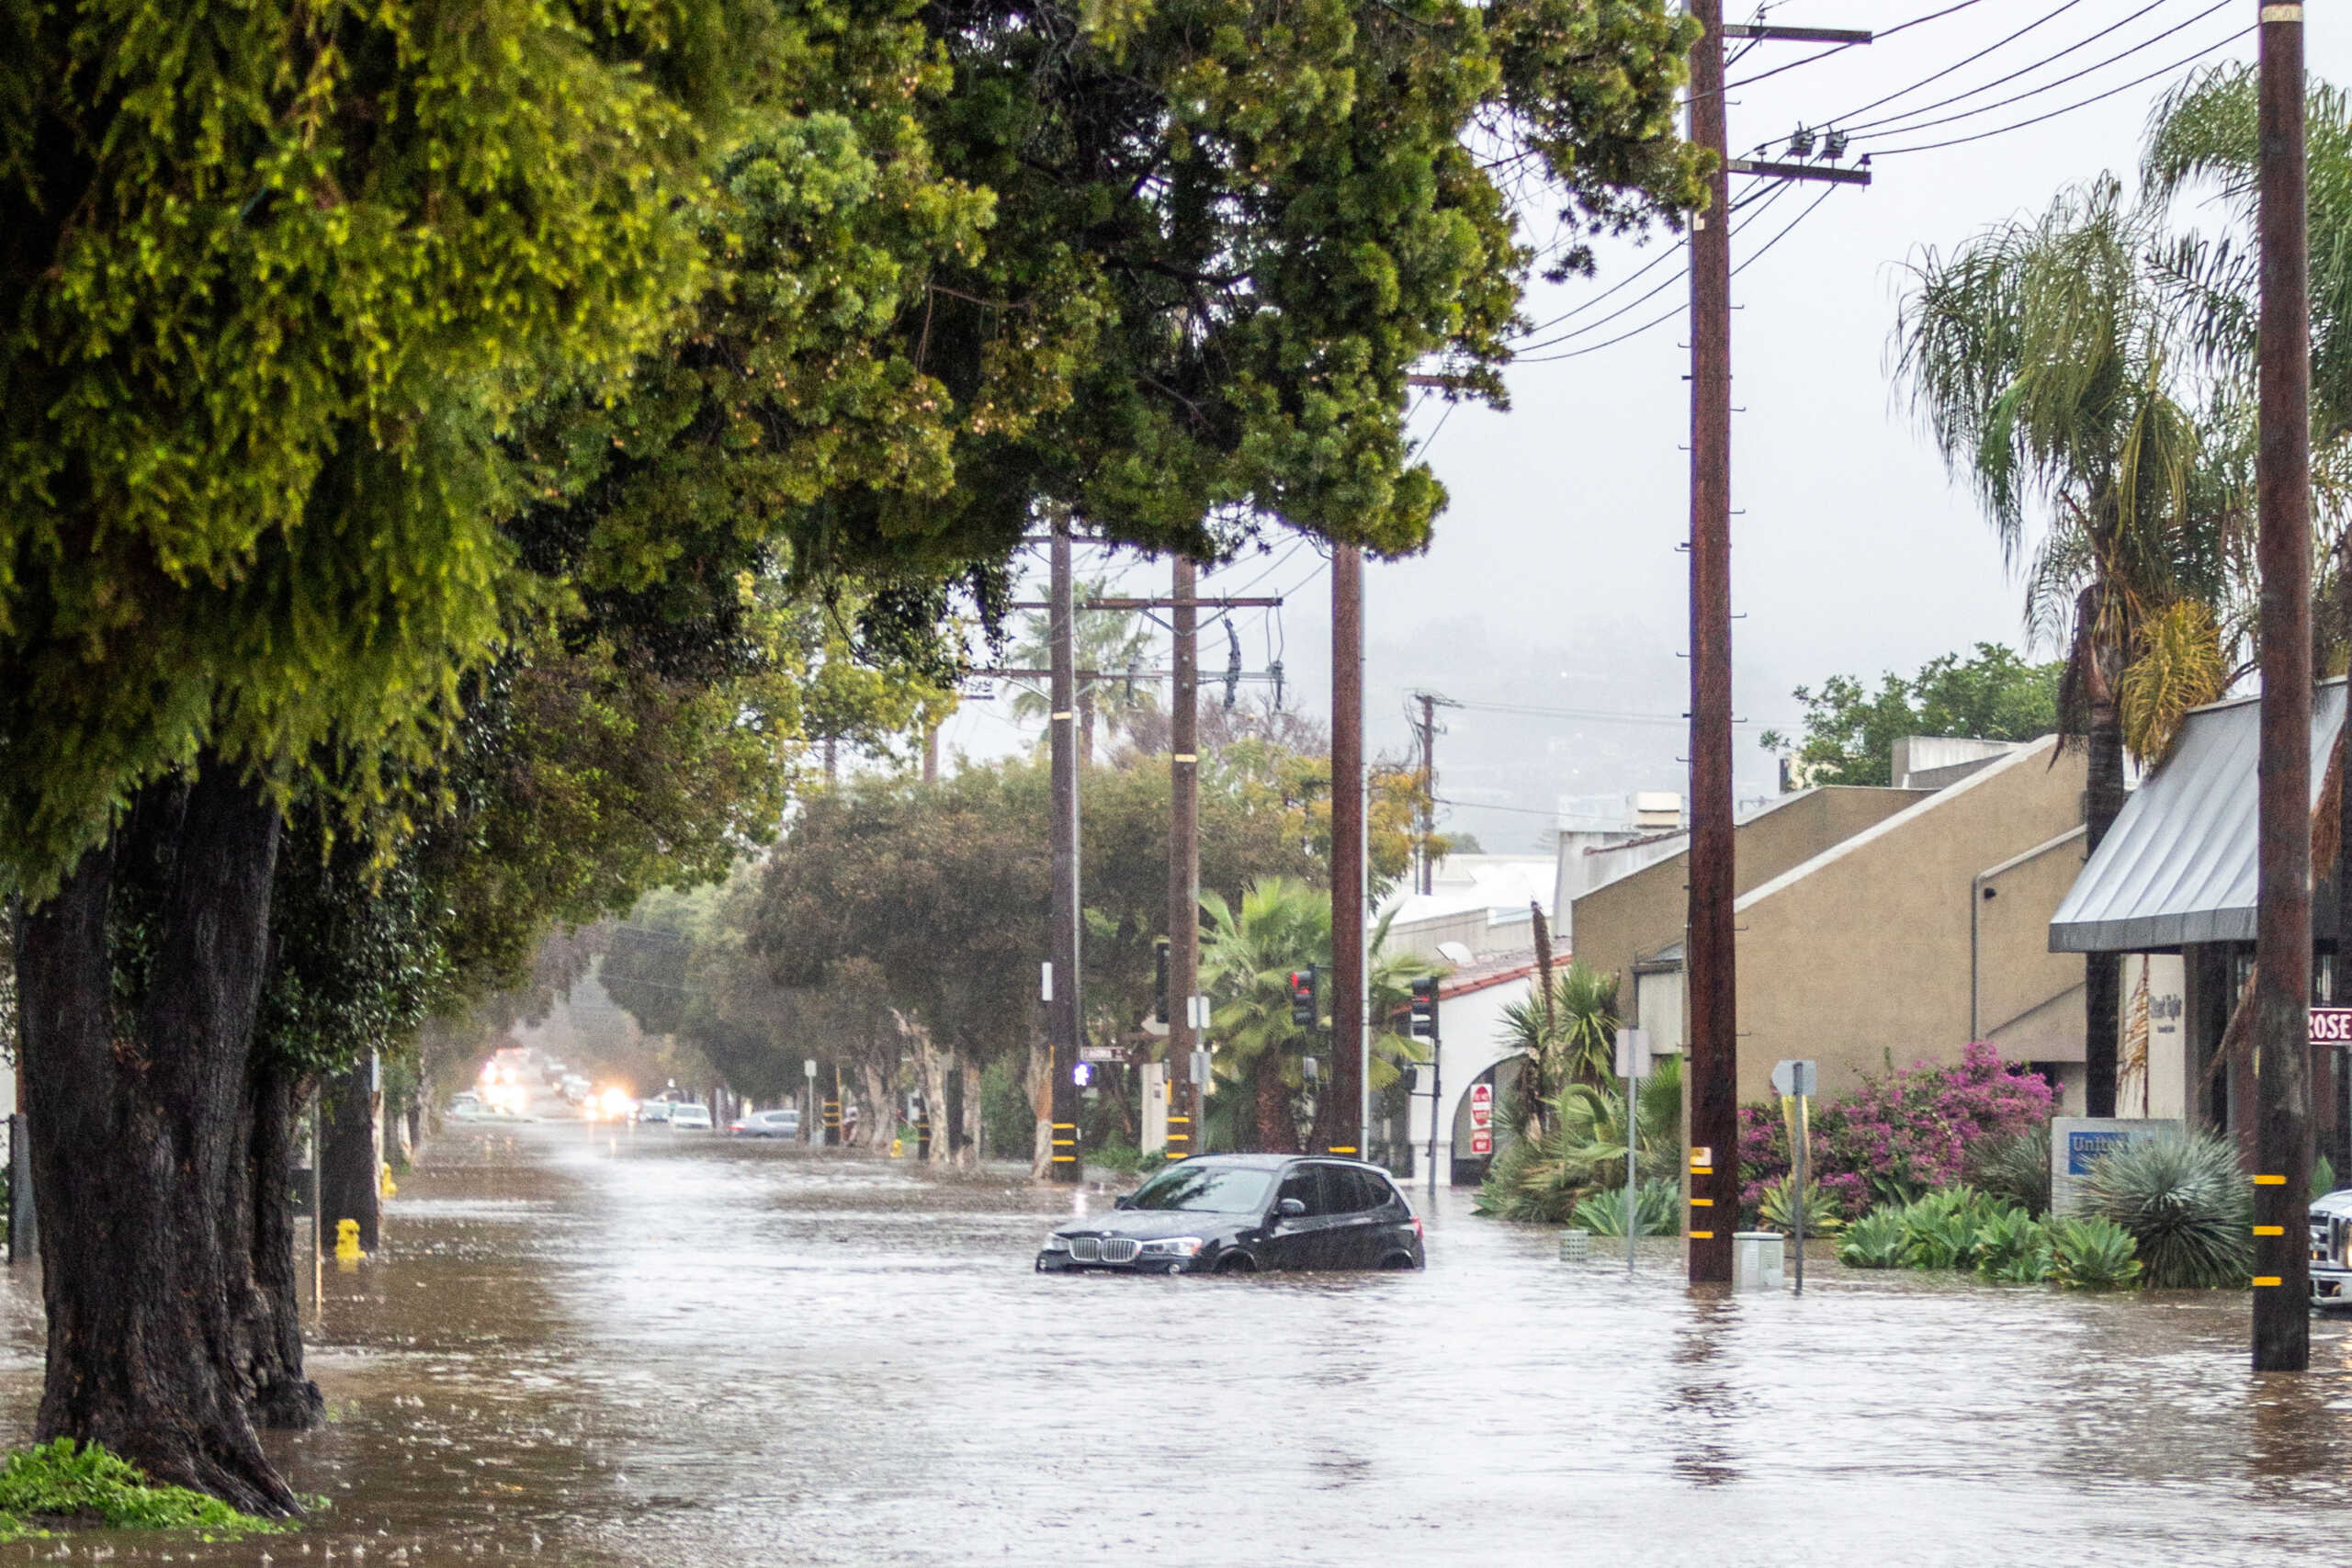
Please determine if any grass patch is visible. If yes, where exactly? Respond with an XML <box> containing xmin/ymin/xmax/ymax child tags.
<box><xmin>0</xmin><ymin>1438</ymin><xmax>297</xmax><ymax>1542</ymax></box>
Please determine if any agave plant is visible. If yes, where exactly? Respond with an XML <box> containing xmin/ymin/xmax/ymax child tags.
<box><xmin>2048</xmin><ymin>1216</ymin><xmax>2143</xmax><ymax>1290</ymax></box>
<box><xmin>1973</xmin><ymin>1205</ymin><xmax>2053</xmax><ymax>1283</ymax></box>
<box><xmin>2076</xmin><ymin>1130</ymin><xmax>2250</xmax><ymax>1289</ymax></box>
<box><xmin>1837</xmin><ymin>1210</ymin><xmax>1909</xmax><ymax>1269</ymax></box>
<box><xmin>1570</xmin><ymin>1178</ymin><xmax>1681</xmax><ymax>1237</ymax></box>
<box><xmin>1758</xmin><ymin>1176</ymin><xmax>1846</xmax><ymax>1237</ymax></box>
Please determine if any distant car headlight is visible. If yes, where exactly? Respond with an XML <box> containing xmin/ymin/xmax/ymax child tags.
<box><xmin>1138</xmin><ymin>1236</ymin><xmax>1204</xmax><ymax>1258</ymax></box>
<box><xmin>1041</xmin><ymin>1235</ymin><xmax>1071</xmax><ymax>1253</ymax></box>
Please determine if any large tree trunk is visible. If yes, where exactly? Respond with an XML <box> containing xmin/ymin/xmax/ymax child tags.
<box><xmin>859</xmin><ymin>1060</ymin><xmax>894</xmax><ymax>1149</ymax></box>
<box><xmin>321</xmin><ymin>1053</ymin><xmax>382</xmax><ymax>1254</ymax></box>
<box><xmin>1252</xmin><ymin>1054</ymin><xmax>1297</xmax><ymax>1153</ymax></box>
<box><xmin>2083</xmin><ymin>692</ymin><xmax>2128</xmax><ymax>1116</ymax></box>
<box><xmin>16</xmin><ymin>768</ymin><xmax>299</xmax><ymax>1514</ymax></box>
<box><xmin>232</xmin><ymin>1060</ymin><xmax>322</xmax><ymax>1430</ymax></box>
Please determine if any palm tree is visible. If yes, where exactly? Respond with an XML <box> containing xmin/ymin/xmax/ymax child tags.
<box><xmin>1494</xmin><ymin>962</ymin><xmax>1619</xmax><ymax>1139</ymax></box>
<box><xmin>1008</xmin><ymin>578</ymin><xmax>1159</xmax><ymax>764</ymax></box>
<box><xmin>2145</xmin><ymin>68</ymin><xmax>2352</xmax><ymax>1043</ymax></box>
<box><xmin>1198</xmin><ymin>876</ymin><xmax>1431</xmax><ymax>1153</ymax></box>
<box><xmin>1895</xmin><ymin>176</ymin><xmax>2235</xmax><ymax>1113</ymax></box>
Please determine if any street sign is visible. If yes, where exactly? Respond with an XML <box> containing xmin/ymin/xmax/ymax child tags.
<box><xmin>1079</xmin><ymin>1043</ymin><xmax>1122</xmax><ymax>1064</ymax></box>
<box><xmin>1190</xmin><ymin>1048</ymin><xmax>1212</xmax><ymax>1087</ymax></box>
<box><xmin>1470</xmin><ymin>1129</ymin><xmax>1493</xmax><ymax>1156</ymax></box>
<box><xmin>1615</xmin><ymin>1028</ymin><xmax>1653</xmax><ymax>1079</ymax></box>
<box><xmin>1770</xmin><ymin>1059</ymin><xmax>1817</xmax><ymax>1097</ymax></box>
<box><xmin>802</xmin><ymin>1059</ymin><xmax>817</xmax><ymax>1079</ymax></box>
<box><xmin>1470</xmin><ymin>1082</ymin><xmax>1493</xmax><ymax>1130</ymax></box>
<box><xmin>2314</xmin><ymin>1008</ymin><xmax>2352</xmax><ymax>1044</ymax></box>
<box><xmin>1188</xmin><ymin>995</ymin><xmax>1212</xmax><ymax>1029</ymax></box>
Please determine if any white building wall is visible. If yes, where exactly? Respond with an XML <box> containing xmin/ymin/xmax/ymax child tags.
<box><xmin>1406</xmin><ymin>975</ymin><xmax>1532</xmax><ymax>1183</ymax></box>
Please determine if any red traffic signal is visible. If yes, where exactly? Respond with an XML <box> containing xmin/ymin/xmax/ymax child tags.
<box><xmin>1287</xmin><ymin>965</ymin><xmax>1319</xmax><ymax>1027</ymax></box>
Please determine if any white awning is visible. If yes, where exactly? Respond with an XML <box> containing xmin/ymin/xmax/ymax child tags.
<box><xmin>2048</xmin><ymin>681</ymin><xmax>2345</xmax><ymax>953</ymax></box>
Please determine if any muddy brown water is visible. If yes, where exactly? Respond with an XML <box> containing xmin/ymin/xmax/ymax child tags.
<box><xmin>0</xmin><ymin>1116</ymin><xmax>2350</xmax><ymax>1564</ymax></box>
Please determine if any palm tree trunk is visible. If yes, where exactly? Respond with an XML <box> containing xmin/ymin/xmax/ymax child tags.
<box><xmin>1252</xmin><ymin>1054</ymin><xmax>1297</xmax><ymax>1153</ymax></box>
<box><xmin>2083</xmin><ymin>690</ymin><xmax>2127</xmax><ymax>1116</ymax></box>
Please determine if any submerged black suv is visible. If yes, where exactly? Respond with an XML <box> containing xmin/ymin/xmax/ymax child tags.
<box><xmin>1035</xmin><ymin>1154</ymin><xmax>1425</xmax><ymax>1275</ymax></box>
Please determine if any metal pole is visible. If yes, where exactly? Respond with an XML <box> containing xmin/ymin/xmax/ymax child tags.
<box><xmin>1330</xmin><ymin>546</ymin><xmax>1367</xmax><ymax>1160</ymax></box>
<box><xmin>2253</xmin><ymin>0</ymin><xmax>2313</xmax><ymax>1372</ymax></box>
<box><xmin>1792</xmin><ymin>1096</ymin><xmax>1807</xmax><ymax>1296</ymax></box>
<box><xmin>1627</xmin><ymin>1068</ymin><xmax>1638</xmax><ymax>1273</ymax></box>
<box><xmin>1427</xmin><ymin>1019</ymin><xmax>1443</xmax><ymax>1194</ymax></box>
<box><xmin>1047</xmin><ymin>514</ymin><xmax>1085</xmax><ymax>1183</ymax></box>
<box><xmin>1169</xmin><ymin>556</ymin><xmax>1201</xmax><ymax>1163</ymax></box>
<box><xmin>1684</xmin><ymin>0</ymin><xmax>1736</xmax><ymax>1286</ymax></box>
<box><xmin>311</xmin><ymin>1094</ymin><xmax>324</xmax><ymax>1318</ymax></box>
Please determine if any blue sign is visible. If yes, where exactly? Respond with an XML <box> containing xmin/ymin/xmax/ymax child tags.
<box><xmin>2067</xmin><ymin>1129</ymin><xmax>2134</xmax><ymax>1176</ymax></box>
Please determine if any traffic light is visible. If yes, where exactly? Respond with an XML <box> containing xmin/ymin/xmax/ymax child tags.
<box><xmin>1287</xmin><ymin>964</ymin><xmax>1319</xmax><ymax>1028</ymax></box>
<box><xmin>1408</xmin><ymin>976</ymin><xmax>1440</xmax><ymax>1041</ymax></box>
<box><xmin>1154</xmin><ymin>937</ymin><xmax>1170</xmax><ymax>1025</ymax></box>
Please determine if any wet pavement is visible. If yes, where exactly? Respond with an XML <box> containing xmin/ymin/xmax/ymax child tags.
<box><xmin>3</xmin><ymin>1116</ymin><xmax>2352</xmax><ymax>1564</ymax></box>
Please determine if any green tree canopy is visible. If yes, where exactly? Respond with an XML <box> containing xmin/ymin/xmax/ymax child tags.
<box><xmin>1758</xmin><ymin>645</ymin><xmax>2063</xmax><ymax>788</ymax></box>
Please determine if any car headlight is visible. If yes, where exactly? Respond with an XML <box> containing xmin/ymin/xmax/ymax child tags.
<box><xmin>1138</xmin><ymin>1236</ymin><xmax>1204</xmax><ymax>1258</ymax></box>
<box><xmin>1041</xmin><ymin>1235</ymin><xmax>1071</xmax><ymax>1253</ymax></box>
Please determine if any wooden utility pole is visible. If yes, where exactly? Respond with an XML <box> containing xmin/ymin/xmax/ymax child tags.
<box><xmin>1167</xmin><ymin>555</ymin><xmax>1201</xmax><ymax>1161</ymax></box>
<box><xmin>1418</xmin><ymin>693</ymin><xmax>1438</xmax><ymax>897</ymax></box>
<box><xmin>2253</xmin><ymin>0</ymin><xmax>2312</xmax><ymax>1372</ymax></box>
<box><xmin>1329</xmin><ymin>546</ymin><xmax>1367</xmax><ymax>1158</ymax></box>
<box><xmin>1684</xmin><ymin>0</ymin><xmax>1736</xmax><ymax>1286</ymax></box>
<box><xmin>1047</xmin><ymin>516</ymin><xmax>1084</xmax><ymax>1183</ymax></box>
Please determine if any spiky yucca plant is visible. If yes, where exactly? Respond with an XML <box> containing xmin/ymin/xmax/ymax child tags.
<box><xmin>2076</xmin><ymin>1130</ymin><xmax>2250</xmax><ymax>1288</ymax></box>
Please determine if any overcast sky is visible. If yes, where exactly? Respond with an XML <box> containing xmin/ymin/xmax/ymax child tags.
<box><xmin>935</xmin><ymin>1</ymin><xmax>2352</xmax><ymax>854</ymax></box>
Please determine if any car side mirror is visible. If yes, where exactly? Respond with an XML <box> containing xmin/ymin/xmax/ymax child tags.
<box><xmin>1113</xmin><ymin>1195</ymin><xmax>1134</xmax><ymax>1210</ymax></box>
<box><xmin>1278</xmin><ymin>1198</ymin><xmax>1306</xmax><ymax>1218</ymax></box>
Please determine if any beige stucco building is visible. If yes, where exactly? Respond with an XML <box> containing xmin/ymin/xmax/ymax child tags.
<box><xmin>1572</xmin><ymin>738</ymin><xmax>2092</xmax><ymax>1103</ymax></box>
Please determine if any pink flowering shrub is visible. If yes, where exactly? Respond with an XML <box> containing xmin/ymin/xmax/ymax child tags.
<box><xmin>1737</xmin><ymin>1043</ymin><xmax>2054</xmax><ymax>1224</ymax></box>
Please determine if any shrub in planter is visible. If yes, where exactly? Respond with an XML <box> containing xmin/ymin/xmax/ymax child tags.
<box><xmin>1973</xmin><ymin>1205</ymin><xmax>2053</xmax><ymax>1282</ymax></box>
<box><xmin>2048</xmin><ymin>1216</ymin><xmax>2142</xmax><ymax>1290</ymax></box>
<box><xmin>1838</xmin><ymin>1209</ymin><xmax>1909</xmax><ymax>1269</ymax></box>
<box><xmin>2076</xmin><ymin>1130</ymin><xmax>2250</xmax><ymax>1289</ymax></box>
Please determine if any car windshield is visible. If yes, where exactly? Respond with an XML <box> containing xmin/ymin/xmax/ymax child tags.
<box><xmin>1125</xmin><ymin>1166</ymin><xmax>1277</xmax><ymax>1213</ymax></box>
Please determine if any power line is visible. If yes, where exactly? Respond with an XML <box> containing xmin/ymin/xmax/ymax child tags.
<box><xmin>1516</xmin><ymin>179</ymin><xmax>1841</xmax><ymax>364</ymax></box>
<box><xmin>1718</xmin><ymin>0</ymin><xmax>1992</xmax><ymax>94</ymax></box>
<box><xmin>1851</xmin><ymin>0</ymin><xmax>2234</xmax><ymax>144</ymax></box>
<box><xmin>1443</xmin><ymin>697</ymin><xmax>1758</xmax><ymax>727</ymax></box>
<box><xmin>1788</xmin><ymin>0</ymin><xmax>2099</xmax><ymax>139</ymax></box>
<box><xmin>1513</xmin><ymin>181</ymin><xmax>1794</xmax><ymax>354</ymax></box>
<box><xmin>1868</xmin><ymin>20</ymin><xmax>2251</xmax><ymax>155</ymax></box>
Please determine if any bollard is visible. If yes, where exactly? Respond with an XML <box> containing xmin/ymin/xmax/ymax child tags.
<box><xmin>1733</xmin><ymin>1231</ymin><xmax>1784</xmax><ymax>1292</ymax></box>
<box><xmin>1558</xmin><ymin>1230</ymin><xmax>1591</xmax><ymax>1264</ymax></box>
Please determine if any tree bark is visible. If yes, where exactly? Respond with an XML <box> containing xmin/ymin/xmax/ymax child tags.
<box><xmin>1028</xmin><ymin>1032</ymin><xmax>1053</xmax><ymax>1179</ymax></box>
<box><xmin>321</xmin><ymin>1053</ymin><xmax>382</xmax><ymax>1254</ymax></box>
<box><xmin>859</xmin><ymin>1060</ymin><xmax>894</xmax><ymax>1149</ymax></box>
<box><xmin>2084</xmin><ymin>692</ymin><xmax>2127</xmax><ymax>1116</ymax></box>
<box><xmin>16</xmin><ymin>768</ymin><xmax>300</xmax><ymax>1514</ymax></box>
<box><xmin>232</xmin><ymin>1061</ymin><xmax>322</xmax><ymax>1430</ymax></box>
<box><xmin>961</xmin><ymin>1055</ymin><xmax>984</xmax><ymax>1166</ymax></box>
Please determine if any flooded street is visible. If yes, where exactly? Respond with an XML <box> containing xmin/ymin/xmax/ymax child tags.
<box><xmin>4</xmin><ymin>1120</ymin><xmax>2352</xmax><ymax>1564</ymax></box>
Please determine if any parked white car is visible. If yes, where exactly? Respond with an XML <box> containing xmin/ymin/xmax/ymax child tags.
<box><xmin>669</xmin><ymin>1103</ymin><xmax>714</xmax><ymax>1131</ymax></box>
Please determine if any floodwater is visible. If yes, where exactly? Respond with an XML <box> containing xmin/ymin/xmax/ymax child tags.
<box><xmin>3</xmin><ymin>1121</ymin><xmax>2352</xmax><ymax>1565</ymax></box>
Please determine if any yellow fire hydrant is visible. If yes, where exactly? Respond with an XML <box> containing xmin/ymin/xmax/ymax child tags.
<box><xmin>379</xmin><ymin>1161</ymin><xmax>398</xmax><ymax>1201</ymax></box>
<box><xmin>334</xmin><ymin>1218</ymin><xmax>364</xmax><ymax>1265</ymax></box>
